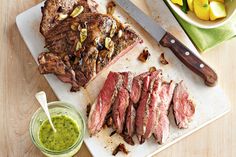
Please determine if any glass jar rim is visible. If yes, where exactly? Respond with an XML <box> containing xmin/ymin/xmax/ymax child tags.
<box><xmin>29</xmin><ymin>101</ymin><xmax>85</xmax><ymax>155</ymax></box>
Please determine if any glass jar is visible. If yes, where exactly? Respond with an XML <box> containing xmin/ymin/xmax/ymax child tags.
<box><xmin>29</xmin><ymin>101</ymin><xmax>85</xmax><ymax>157</ymax></box>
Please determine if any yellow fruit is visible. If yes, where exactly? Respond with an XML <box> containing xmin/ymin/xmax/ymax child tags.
<box><xmin>171</xmin><ymin>0</ymin><xmax>183</xmax><ymax>6</ymax></box>
<box><xmin>187</xmin><ymin>0</ymin><xmax>194</xmax><ymax>11</ymax></box>
<box><xmin>194</xmin><ymin>0</ymin><xmax>210</xmax><ymax>20</ymax></box>
<box><xmin>209</xmin><ymin>1</ymin><xmax>226</xmax><ymax>20</ymax></box>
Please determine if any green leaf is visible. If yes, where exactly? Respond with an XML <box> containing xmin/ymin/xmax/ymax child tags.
<box><xmin>181</xmin><ymin>0</ymin><xmax>189</xmax><ymax>13</ymax></box>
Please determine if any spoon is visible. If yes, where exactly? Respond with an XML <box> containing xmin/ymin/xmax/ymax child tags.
<box><xmin>35</xmin><ymin>91</ymin><xmax>57</xmax><ymax>132</ymax></box>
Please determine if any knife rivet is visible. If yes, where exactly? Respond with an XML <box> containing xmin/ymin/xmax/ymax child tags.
<box><xmin>185</xmin><ymin>51</ymin><xmax>190</xmax><ymax>56</ymax></box>
<box><xmin>170</xmin><ymin>39</ymin><xmax>175</xmax><ymax>44</ymax></box>
<box><xmin>200</xmin><ymin>64</ymin><xmax>205</xmax><ymax>68</ymax></box>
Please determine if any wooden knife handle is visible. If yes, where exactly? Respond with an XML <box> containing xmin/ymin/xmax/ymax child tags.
<box><xmin>160</xmin><ymin>32</ymin><xmax>217</xmax><ymax>87</ymax></box>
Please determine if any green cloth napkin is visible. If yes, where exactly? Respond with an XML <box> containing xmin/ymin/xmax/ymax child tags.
<box><xmin>166</xmin><ymin>2</ymin><xmax>236</xmax><ymax>52</ymax></box>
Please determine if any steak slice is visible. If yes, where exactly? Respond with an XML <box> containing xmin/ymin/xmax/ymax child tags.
<box><xmin>112</xmin><ymin>86</ymin><xmax>129</xmax><ymax>134</ymax></box>
<box><xmin>124</xmin><ymin>101</ymin><xmax>136</xmax><ymax>137</ymax></box>
<box><xmin>153</xmin><ymin>112</ymin><xmax>170</xmax><ymax>144</ymax></box>
<box><xmin>40</xmin><ymin>12</ymin><xmax>141</xmax><ymax>91</ymax></box>
<box><xmin>173</xmin><ymin>81</ymin><xmax>195</xmax><ymax>129</ymax></box>
<box><xmin>112</xmin><ymin>72</ymin><xmax>133</xmax><ymax>134</ymax></box>
<box><xmin>135</xmin><ymin>70</ymin><xmax>162</xmax><ymax>143</ymax></box>
<box><xmin>120</xmin><ymin>72</ymin><xmax>134</xmax><ymax>93</ymax></box>
<box><xmin>38</xmin><ymin>52</ymin><xmax>80</xmax><ymax>91</ymax></box>
<box><xmin>159</xmin><ymin>81</ymin><xmax>177</xmax><ymax>111</ymax></box>
<box><xmin>88</xmin><ymin>72</ymin><xmax>123</xmax><ymax>135</ymax></box>
<box><xmin>130</xmin><ymin>72</ymin><xmax>150</xmax><ymax>104</ymax></box>
<box><xmin>40</xmin><ymin>0</ymin><xmax>97</xmax><ymax>37</ymax></box>
<box><xmin>153</xmin><ymin>81</ymin><xmax>176</xmax><ymax>144</ymax></box>
<box><xmin>143</xmin><ymin>78</ymin><xmax>162</xmax><ymax>139</ymax></box>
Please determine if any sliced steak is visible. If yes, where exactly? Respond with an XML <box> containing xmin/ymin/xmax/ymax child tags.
<box><xmin>173</xmin><ymin>81</ymin><xmax>195</xmax><ymax>129</ymax></box>
<box><xmin>124</xmin><ymin>101</ymin><xmax>136</xmax><ymax>137</ymax></box>
<box><xmin>130</xmin><ymin>72</ymin><xmax>150</xmax><ymax>104</ymax></box>
<box><xmin>112</xmin><ymin>86</ymin><xmax>129</xmax><ymax>134</ymax></box>
<box><xmin>153</xmin><ymin>112</ymin><xmax>170</xmax><ymax>144</ymax></box>
<box><xmin>88</xmin><ymin>72</ymin><xmax>123</xmax><ymax>135</ymax></box>
<box><xmin>40</xmin><ymin>0</ymin><xmax>97</xmax><ymax>37</ymax></box>
<box><xmin>39</xmin><ymin>12</ymin><xmax>141</xmax><ymax>91</ymax></box>
<box><xmin>143</xmin><ymin>78</ymin><xmax>162</xmax><ymax>139</ymax></box>
<box><xmin>120</xmin><ymin>72</ymin><xmax>134</xmax><ymax>93</ymax></box>
<box><xmin>159</xmin><ymin>81</ymin><xmax>177</xmax><ymax>112</ymax></box>
<box><xmin>112</xmin><ymin>72</ymin><xmax>133</xmax><ymax>134</ymax></box>
<box><xmin>153</xmin><ymin>81</ymin><xmax>176</xmax><ymax>144</ymax></box>
<box><xmin>122</xmin><ymin>101</ymin><xmax>136</xmax><ymax>145</ymax></box>
<box><xmin>135</xmin><ymin>70</ymin><xmax>162</xmax><ymax>143</ymax></box>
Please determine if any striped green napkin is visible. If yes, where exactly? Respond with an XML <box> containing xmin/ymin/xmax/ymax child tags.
<box><xmin>167</xmin><ymin>4</ymin><xmax>236</xmax><ymax>52</ymax></box>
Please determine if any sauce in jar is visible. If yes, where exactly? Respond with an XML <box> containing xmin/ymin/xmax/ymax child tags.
<box><xmin>39</xmin><ymin>115</ymin><xmax>80</xmax><ymax>152</ymax></box>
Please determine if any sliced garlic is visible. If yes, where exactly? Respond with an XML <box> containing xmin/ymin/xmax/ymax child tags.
<box><xmin>94</xmin><ymin>37</ymin><xmax>100</xmax><ymax>45</ymax></box>
<box><xmin>118</xmin><ymin>30</ymin><xmax>123</xmax><ymax>38</ymax></box>
<box><xmin>105</xmin><ymin>37</ymin><xmax>114</xmax><ymax>53</ymax></box>
<box><xmin>80</xmin><ymin>28</ymin><xmax>87</xmax><ymax>43</ymax></box>
<box><xmin>110</xmin><ymin>21</ymin><xmax>117</xmax><ymax>38</ymax></box>
<box><xmin>75</xmin><ymin>41</ymin><xmax>82</xmax><ymax>51</ymax></box>
<box><xmin>57</xmin><ymin>13</ymin><xmax>68</xmax><ymax>21</ymax></box>
<box><xmin>70</xmin><ymin>6</ymin><xmax>84</xmax><ymax>18</ymax></box>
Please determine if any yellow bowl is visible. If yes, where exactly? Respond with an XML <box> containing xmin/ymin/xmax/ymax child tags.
<box><xmin>166</xmin><ymin>0</ymin><xmax>236</xmax><ymax>29</ymax></box>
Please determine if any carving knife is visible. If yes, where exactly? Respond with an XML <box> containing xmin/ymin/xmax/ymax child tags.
<box><xmin>115</xmin><ymin>0</ymin><xmax>217</xmax><ymax>86</ymax></box>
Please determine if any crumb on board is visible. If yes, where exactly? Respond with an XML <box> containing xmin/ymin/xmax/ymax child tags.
<box><xmin>149</xmin><ymin>66</ymin><xmax>157</xmax><ymax>72</ymax></box>
<box><xmin>138</xmin><ymin>47</ymin><xmax>150</xmax><ymax>62</ymax></box>
<box><xmin>112</xmin><ymin>143</ymin><xmax>129</xmax><ymax>156</ymax></box>
<box><xmin>110</xmin><ymin>130</ymin><xmax>116</xmax><ymax>137</ymax></box>
<box><xmin>86</xmin><ymin>103</ymin><xmax>91</xmax><ymax>117</ymax></box>
<box><xmin>160</xmin><ymin>53</ymin><xmax>169</xmax><ymax>65</ymax></box>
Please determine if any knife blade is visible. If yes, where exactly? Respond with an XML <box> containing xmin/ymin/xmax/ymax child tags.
<box><xmin>115</xmin><ymin>0</ymin><xmax>217</xmax><ymax>86</ymax></box>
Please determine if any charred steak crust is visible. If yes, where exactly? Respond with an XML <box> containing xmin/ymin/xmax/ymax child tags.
<box><xmin>39</xmin><ymin>10</ymin><xmax>140</xmax><ymax>91</ymax></box>
<box><xmin>40</xmin><ymin>0</ymin><xmax>97</xmax><ymax>37</ymax></box>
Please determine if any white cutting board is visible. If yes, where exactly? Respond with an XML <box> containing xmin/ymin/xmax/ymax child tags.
<box><xmin>16</xmin><ymin>0</ymin><xmax>231</xmax><ymax>157</ymax></box>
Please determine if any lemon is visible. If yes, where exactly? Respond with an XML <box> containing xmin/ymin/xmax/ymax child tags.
<box><xmin>194</xmin><ymin>0</ymin><xmax>210</xmax><ymax>20</ymax></box>
<box><xmin>187</xmin><ymin>0</ymin><xmax>194</xmax><ymax>11</ymax></box>
<box><xmin>209</xmin><ymin>1</ymin><xmax>226</xmax><ymax>20</ymax></box>
<box><xmin>171</xmin><ymin>0</ymin><xmax>183</xmax><ymax>6</ymax></box>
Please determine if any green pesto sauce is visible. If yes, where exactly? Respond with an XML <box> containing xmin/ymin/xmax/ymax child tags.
<box><xmin>39</xmin><ymin>115</ymin><xmax>80</xmax><ymax>152</ymax></box>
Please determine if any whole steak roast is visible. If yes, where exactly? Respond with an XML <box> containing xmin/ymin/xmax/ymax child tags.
<box><xmin>38</xmin><ymin>0</ymin><xmax>141</xmax><ymax>91</ymax></box>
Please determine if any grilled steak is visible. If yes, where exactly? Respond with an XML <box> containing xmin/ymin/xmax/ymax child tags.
<box><xmin>87</xmin><ymin>70</ymin><xmax>196</xmax><ymax>146</ymax></box>
<box><xmin>153</xmin><ymin>81</ymin><xmax>176</xmax><ymax>144</ymax></box>
<box><xmin>112</xmin><ymin>72</ymin><xmax>133</xmax><ymax>134</ymax></box>
<box><xmin>40</xmin><ymin>0</ymin><xmax>97</xmax><ymax>37</ymax></box>
<box><xmin>38</xmin><ymin>52</ymin><xmax>80</xmax><ymax>91</ymax></box>
<box><xmin>135</xmin><ymin>70</ymin><xmax>162</xmax><ymax>143</ymax></box>
<box><xmin>39</xmin><ymin>9</ymin><xmax>141</xmax><ymax>91</ymax></box>
<box><xmin>173</xmin><ymin>81</ymin><xmax>195</xmax><ymax>129</ymax></box>
<box><xmin>88</xmin><ymin>72</ymin><xmax>123</xmax><ymax>135</ymax></box>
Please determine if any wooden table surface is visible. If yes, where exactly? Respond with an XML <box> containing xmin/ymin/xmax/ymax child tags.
<box><xmin>0</xmin><ymin>0</ymin><xmax>235</xmax><ymax>156</ymax></box>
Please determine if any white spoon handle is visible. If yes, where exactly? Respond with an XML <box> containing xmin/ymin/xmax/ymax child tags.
<box><xmin>35</xmin><ymin>91</ymin><xmax>57</xmax><ymax>132</ymax></box>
